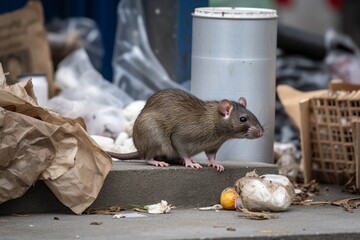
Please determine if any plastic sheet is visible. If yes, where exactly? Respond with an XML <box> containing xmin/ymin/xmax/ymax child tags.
<box><xmin>112</xmin><ymin>0</ymin><xmax>183</xmax><ymax>100</ymax></box>
<box><xmin>46</xmin><ymin>48</ymin><xmax>133</xmax><ymax>138</ymax></box>
<box><xmin>325</xmin><ymin>29</ymin><xmax>360</xmax><ymax>84</ymax></box>
<box><xmin>47</xmin><ymin>17</ymin><xmax>104</xmax><ymax>71</ymax></box>
<box><xmin>275</xmin><ymin>53</ymin><xmax>330</xmax><ymax>150</ymax></box>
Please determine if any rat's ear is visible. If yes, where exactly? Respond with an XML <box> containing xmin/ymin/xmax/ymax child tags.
<box><xmin>219</xmin><ymin>100</ymin><xmax>233</xmax><ymax>119</ymax></box>
<box><xmin>238</xmin><ymin>97</ymin><xmax>247</xmax><ymax>107</ymax></box>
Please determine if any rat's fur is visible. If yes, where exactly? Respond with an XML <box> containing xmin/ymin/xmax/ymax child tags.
<box><xmin>131</xmin><ymin>89</ymin><xmax>264</xmax><ymax>164</ymax></box>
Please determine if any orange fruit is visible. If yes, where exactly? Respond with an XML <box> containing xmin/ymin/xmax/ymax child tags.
<box><xmin>220</xmin><ymin>187</ymin><xmax>239</xmax><ymax>210</ymax></box>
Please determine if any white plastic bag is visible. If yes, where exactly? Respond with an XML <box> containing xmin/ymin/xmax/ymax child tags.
<box><xmin>112</xmin><ymin>0</ymin><xmax>184</xmax><ymax>100</ymax></box>
<box><xmin>47</xmin><ymin>17</ymin><xmax>104</xmax><ymax>71</ymax></box>
<box><xmin>46</xmin><ymin>49</ymin><xmax>133</xmax><ymax>139</ymax></box>
<box><xmin>325</xmin><ymin>29</ymin><xmax>360</xmax><ymax>84</ymax></box>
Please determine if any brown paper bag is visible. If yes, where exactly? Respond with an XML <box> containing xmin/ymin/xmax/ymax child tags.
<box><xmin>276</xmin><ymin>85</ymin><xmax>326</xmax><ymax>130</ymax></box>
<box><xmin>0</xmin><ymin>1</ymin><xmax>55</xmax><ymax>97</ymax></box>
<box><xmin>0</xmin><ymin>64</ymin><xmax>112</xmax><ymax>214</ymax></box>
<box><xmin>0</xmin><ymin>107</ymin><xmax>56</xmax><ymax>202</ymax></box>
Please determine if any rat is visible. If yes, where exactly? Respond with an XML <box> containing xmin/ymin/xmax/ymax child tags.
<box><xmin>107</xmin><ymin>89</ymin><xmax>264</xmax><ymax>172</ymax></box>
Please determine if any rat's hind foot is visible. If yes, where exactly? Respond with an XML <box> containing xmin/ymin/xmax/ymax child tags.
<box><xmin>208</xmin><ymin>161</ymin><xmax>224</xmax><ymax>172</ymax></box>
<box><xmin>206</xmin><ymin>153</ymin><xmax>224</xmax><ymax>172</ymax></box>
<box><xmin>146</xmin><ymin>159</ymin><xmax>169</xmax><ymax>167</ymax></box>
<box><xmin>183</xmin><ymin>158</ymin><xmax>202</xmax><ymax>169</ymax></box>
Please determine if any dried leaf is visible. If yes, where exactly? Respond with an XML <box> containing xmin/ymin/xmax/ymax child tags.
<box><xmin>90</xmin><ymin>221</ymin><xmax>103</xmax><ymax>225</ymax></box>
<box><xmin>237</xmin><ymin>208</ymin><xmax>279</xmax><ymax>220</ymax></box>
<box><xmin>292</xmin><ymin>180</ymin><xmax>320</xmax><ymax>204</ymax></box>
<box><xmin>344</xmin><ymin>176</ymin><xmax>360</xmax><ymax>194</ymax></box>
<box><xmin>294</xmin><ymin>196</ymin><xmax>360</xmax><ymax>213</ymax></box>
<box><xmin>292</xmin><ymin>200</ymin><xmax>330</xmax><ymax>206</ymax></box>
<box><xmin>86</xmin><ymin>205</ymin><xmax>125</xmax><ymax>215</ymax></box>
<box><xmin>332</xmin><ymin>197</ymin><xmax>360</xmax><ymax>213</ymax></box>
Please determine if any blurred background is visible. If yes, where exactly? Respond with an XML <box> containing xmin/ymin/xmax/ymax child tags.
<box><xmin>0</xmin><ymin>0</ymin><xmax>358</xmax><ymax>84</ymax></box>
<box><xmin>1</xmin><ymin>0</ymin><xmax>360</xmax><ymax>150</ymax></box>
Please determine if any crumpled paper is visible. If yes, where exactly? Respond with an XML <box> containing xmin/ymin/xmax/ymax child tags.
<box><xmin>0</xmin><ymin>64</ymin><xmax>112</xmax><ymax>214</ymax></box>
<box><xmin>145</xmin><ymin>200</ymin><xmax>171</xmax><ymax>214</ymax></box>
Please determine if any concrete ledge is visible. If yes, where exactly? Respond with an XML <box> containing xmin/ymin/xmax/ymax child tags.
<box><xmin>0</xmin><ymin>160</ymin><xmax>277</xmax><ymax>214</ymax></box>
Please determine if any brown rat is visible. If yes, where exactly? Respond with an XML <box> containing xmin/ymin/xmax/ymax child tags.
<box><xmin>107</xmin><ymin>89</ymin><xmax>264</xmax><ymax>171</ymax></box>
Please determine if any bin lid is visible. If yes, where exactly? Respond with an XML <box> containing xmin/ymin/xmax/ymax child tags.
<box><xmin>193</xmin><ymin>7</ymin><xmax>277</xmax><ymax>19</ymax></box>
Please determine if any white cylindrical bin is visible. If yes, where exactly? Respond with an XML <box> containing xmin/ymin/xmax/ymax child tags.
<box><xmin>191</xmin><ymin>7</ymin><xmax>278</xmax><ymax>163</ymax></box>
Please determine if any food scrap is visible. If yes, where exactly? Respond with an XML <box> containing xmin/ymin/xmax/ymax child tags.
<box><xmin>234</xmin><ymin>171</ymin><xmax>296</xmax><ymax>212</ymax></box>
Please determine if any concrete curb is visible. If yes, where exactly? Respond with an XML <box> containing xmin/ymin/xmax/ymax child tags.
<box><xmin>0</xmin><ymin>160</ymin><xmax>278</xmax><ymax>215</ymax></box>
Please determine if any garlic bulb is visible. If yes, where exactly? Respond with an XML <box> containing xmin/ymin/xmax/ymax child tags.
<box><xmin>234</xmin><ymin>171</ymin><xmax>295</xmax><ymax>212</ymax></box>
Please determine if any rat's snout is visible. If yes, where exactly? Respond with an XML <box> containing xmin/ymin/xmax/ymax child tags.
<box><xmin>248</xmin><ymin>126</ymin><xmax>265</xmax><ymax>139</ymax></box>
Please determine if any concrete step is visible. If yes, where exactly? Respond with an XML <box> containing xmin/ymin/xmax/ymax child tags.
<box><xmin>0</xmin><ymin>160</ymin><xmax>277</xmax><ymax>215</ymax></box>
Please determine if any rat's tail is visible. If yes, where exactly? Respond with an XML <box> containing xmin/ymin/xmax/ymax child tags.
<box><xmin>106</xmin><ymin>151</ymin><xmax>139</xmax><ymax>160</ymax></box>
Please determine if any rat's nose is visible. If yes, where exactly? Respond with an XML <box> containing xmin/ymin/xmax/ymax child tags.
<box><xmin>258</xmin><ymin>129</ymin><xmax>265</xmax><ymax>137</ymax></box>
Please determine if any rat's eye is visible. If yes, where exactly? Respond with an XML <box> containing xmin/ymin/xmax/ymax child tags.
<box><xmin>240</xmin><ymin>117</ymin><xmax>247</xmax><ymax>123</ymax></box>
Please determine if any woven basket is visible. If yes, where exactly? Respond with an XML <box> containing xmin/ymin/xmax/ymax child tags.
<box><xmin>300</xmin><ymin>90</ymin><xmax>360</xmax><ymax>186</ymax></box>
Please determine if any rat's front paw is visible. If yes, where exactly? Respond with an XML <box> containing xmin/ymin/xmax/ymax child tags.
<box><xmin>183</xmin><ymin>158</ymin><xmax>202</xmax><ymax>169</ymax></box>
<box><xmin>147</xmin><ymin>159</ymin><xmax>169</xmax><ymax>167</ymax></box>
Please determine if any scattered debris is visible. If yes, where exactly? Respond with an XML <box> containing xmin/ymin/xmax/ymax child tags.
<box><xmin>53</xmin><ymin>217</ymin><xmax>59</xmax><ymax>220</ymax></box>
<box><xmin>11</xmin><ymin>214</ymin><xmax>30</xmax><ymax>217</ymax></box>
<box><xmin>291</xmin><ymin>182</ymin><xmax>360</xmax><ymax>213</ymax></box>
<box><xmin>112</xmin><ymin>212</ymin><xmax>147</xmax><ymax>219</ymax></box>
<box><xmin>212</xmin><ymin>225</ymin><xmax>236</xmax><ymax>231</ymax></box>
<box><xmin>293</xmin><ymin>199</ymin><xmax>330</xmax><ymax>206</ymax></box>
<box><xmin>146</xmin><ymin>200</ymin><xmax>172</xmax><ymax>214</ymax></box>
<box><xmin>292</xmin><ymin>180</ymin><xmax>320</xmax><ymax>203</ymax></box>
<box><xmin>294</xmin><ymin>197</ymin><xmax>360</xmax><ymax>213</ymax></box>
<box><xmin>332</xmin><ymin>197</ymin><xmax>360</xmax><ymax>213</ymax></box>
<box><xmin>274</xmin><ymin>142</ymin><xmax>300</xmax><ymax>181</ymax></box>
<box><xmin>133</xmin><ymin>200</ymin><xmax>173</xmax><ymax>214</ymax></box>
<box><xmin>237</xmin><ymin>208</ymin><xmax>279</xmax><ymax>220</ymax></box>
<box><xmin>85</xmin><ymin>205</ymin><xmax>125</xmax><ymax>215</ymax></box>
<box><xmin>344</xmin><ymin>176</ymin><xmax>360</xmax><ymax>194</ymax></box>
<box><xmin>90</xmin><ymin>221</ymin><xmax>103</xmax><ymax>225</ymax></box>
<box><xmin>226</xmin><ymin>227</ymin><xmax>236</xmax><ymax>231</ymax></box>
<box><xmin>199</xmin><ymin>204</ymin><xmax>223</xmax><ymax>211</ymax></box>
<box><xmin>132</xmin><ymin>206</ymin><xmax>148</xmax><ymax>213</ymax></box>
